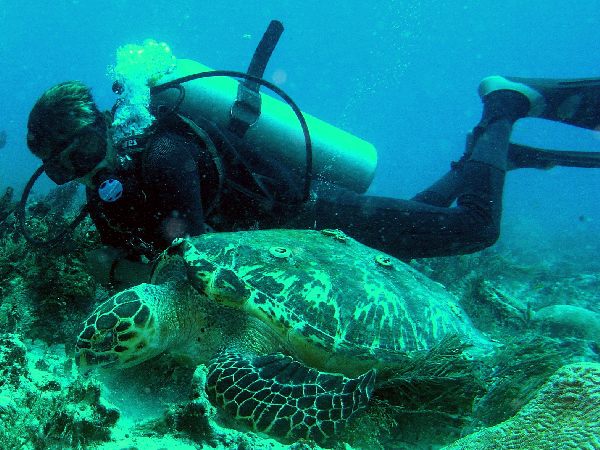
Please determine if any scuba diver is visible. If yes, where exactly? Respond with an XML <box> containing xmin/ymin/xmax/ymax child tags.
<box><xmin>23</xmin><ymin>28</ymin><xmax>600</xmax><ymax>288</ymax></box>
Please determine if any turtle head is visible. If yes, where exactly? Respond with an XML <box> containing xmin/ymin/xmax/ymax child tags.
<box><xmin>75</xmin><ymin>284</ymin><xmax>168</xmax><ymax>371</ymax></box>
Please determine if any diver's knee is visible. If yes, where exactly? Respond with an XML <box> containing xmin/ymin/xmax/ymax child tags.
<box><xmin>477</xmin><ymin>225</ymin><xmax>501</xmax><ymax>251</ymax></box>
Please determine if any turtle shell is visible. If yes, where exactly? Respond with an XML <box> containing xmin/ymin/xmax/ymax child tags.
<box><xmin>154</xmin><ymin>229</ymin><xmax>485</xmax><ymax>377</ymax></box>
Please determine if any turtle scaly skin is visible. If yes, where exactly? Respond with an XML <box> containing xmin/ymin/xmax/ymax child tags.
<box><xmin>207</xmin><ymin>351</ymin><xmax>375</xmax><ymax>440</ymax></box>
<box><xmin>76</xmin><ymin>229</ymin><xmax>487</xmax><ymax>443</ymax></box>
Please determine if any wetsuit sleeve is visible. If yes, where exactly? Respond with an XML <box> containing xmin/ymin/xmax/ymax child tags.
<box><xmin>142</xmin><ymin>132</ymin><xmax>208</xmax><ymax>246</ymax></box>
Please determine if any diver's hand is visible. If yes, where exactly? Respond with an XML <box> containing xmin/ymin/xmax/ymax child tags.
<box><xmin>86</xmin><ymin>246</ymin><xmax>125</xmax><ymax>284</ymax></box>
<box><xmin>86</xmin><ymin>246</ymin><xmax>152</xmax><ymax>288</ymax></box>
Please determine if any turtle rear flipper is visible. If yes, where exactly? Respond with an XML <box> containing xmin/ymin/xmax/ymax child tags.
<box><xmin>207</xmin><ymin>352</ymin><xmax>375</xmax><ymax>442</ymax></box>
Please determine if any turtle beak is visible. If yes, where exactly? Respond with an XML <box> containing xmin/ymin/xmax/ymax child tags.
<box><xmin>75</xmin><ymin>346</ymin><xmax>120</xmax><ymax>372</ymax></box>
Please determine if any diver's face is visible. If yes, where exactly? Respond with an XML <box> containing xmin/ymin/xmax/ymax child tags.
<box><xmin>43</xmin><ymin>125</ymin><xmax>108</xmax><ymax>185</ymax></box>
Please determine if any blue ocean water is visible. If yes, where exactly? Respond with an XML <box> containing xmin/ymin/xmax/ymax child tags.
<box><xmin>0</xmin><ymin>0</ymin><xmax>599</xmax><ymax>262</ymax></box>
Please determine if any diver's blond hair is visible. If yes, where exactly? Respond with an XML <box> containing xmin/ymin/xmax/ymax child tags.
<box><xmin>27</xmin><ymin>81</ymin><xmax>99</xmax><ymax>159</ymax></box>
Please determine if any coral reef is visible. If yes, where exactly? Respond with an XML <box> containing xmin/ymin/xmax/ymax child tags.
<box><xmin>413</xmin><ymin>248</ymin><xmax>600</xmax><ymax>354</ymax></box>
<box><xmin>0</xmin><ymin>334</ymin><xmax>119</xmax><ymax>449</ymax></box>
<box><xmin>1</xmin><ymin>181</ymin><xmax>599</xmax><ymax>449</ymax></box>
<box><xmin>94</xmin><ymin>363</ymin><xmax>336</xmax><ymax>450</ymax></box>
<box><xmin>0</xmin><ymin>184</ymin><xmax>100</xmax><ymax>342</ymax></box>
<box><xmin>440</xmin><ymin>362</ymin><xmax>600</xmax><ymax>449</ymax></box>
<box><xmin>458</xmin><ymin>276</ymin><xmax>530</xmax><ymax>339</ymax></box>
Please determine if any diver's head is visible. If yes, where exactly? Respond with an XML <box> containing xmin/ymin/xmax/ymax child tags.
<box><xmin>27</xmin><ymin>81</ymin><xmax>109</xmax><ymax>185</ymax></box>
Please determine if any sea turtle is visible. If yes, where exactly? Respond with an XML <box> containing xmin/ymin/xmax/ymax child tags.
<box><xmin>75</xmin><ymin>229</ymin><xmax>487</xmax><ymax>442</ymax></box>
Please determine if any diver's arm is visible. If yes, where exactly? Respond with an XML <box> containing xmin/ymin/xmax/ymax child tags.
<box><xmin>146</xmin><ymin>133</ymin><xmax>208</xmax><ymax>241</ymax></box>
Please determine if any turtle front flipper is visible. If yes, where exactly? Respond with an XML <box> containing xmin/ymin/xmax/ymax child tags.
<box><xmin>207</xmin><ymin>352</ymin><xmax>375</xmax><ymax>443</ymax></box>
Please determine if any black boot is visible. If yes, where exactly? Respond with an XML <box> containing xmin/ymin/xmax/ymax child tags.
<box><xmin>479</xmin><ymin>75</ymin><xmax>600</xmax><ymax>130</ymax></box>
<box><xmin>466</xmin><ymin>90</ymin><xmax>530</xmax><ymax>171</ymax></box>
<box><xmin>413</xmin><ymin>90</ymin><xmax>528</xmax><ymax>206</ymax></box>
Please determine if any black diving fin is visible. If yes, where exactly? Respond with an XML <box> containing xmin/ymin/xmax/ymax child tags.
<box><xmin>508</xmin><ymin>142</ymin><xmax>600</xmax><ymax>170</ymax></box>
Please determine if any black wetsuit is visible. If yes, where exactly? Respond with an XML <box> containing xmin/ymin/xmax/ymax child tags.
<box><xmin>87</xmin><ymin>115</ymin><xmax>306</xmax><ymax>259</ymax></box>
<box><xmin>87</xmin><ymin>112</ymin><xmax>506</xmax><ymax>261</ymax></box>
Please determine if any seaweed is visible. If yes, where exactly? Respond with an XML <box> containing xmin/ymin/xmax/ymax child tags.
<box><xmin>375</xmin><ymin>335</ymin><xmax>485</xmax><ymax>413</ymax></box>
<box><xmin>468</xmin><ymin>334</ymin><xmax>580</xmax><ymax>430</ymax></box>
<box><xmin>369</xmin><ymin>335</ymin><xmax>487</xmax><ymax>447</ymax></box>
<box><xmin>0</xmin><ymin>186</ymin><xmax>17</xmax><ymax>225</ymax></box>
<box><xmin>345</xmin><ymin>401</ymin><xmax>397</xmax><ymax>450</ymax></box>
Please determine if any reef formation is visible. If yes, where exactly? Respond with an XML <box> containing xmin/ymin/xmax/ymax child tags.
<box><xmin>0</xmin><ymin>185</ymin><xmax>598</xmax><ymax>449</ymax></box>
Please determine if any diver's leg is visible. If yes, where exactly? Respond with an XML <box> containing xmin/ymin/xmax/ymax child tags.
<box><xmin>409</xmin><ymin>76</ymin><xmax>600</xmax><ymax>208</ymax></box>
<box><xmin>302</xmin><ymin>172</ymin><xmax>497</xmax><ymax>260</ymax></box>
<box><xmin>288</xmin><ymin>90</ymin><xmax>530</xmax><ymax>259</ymax></box>
<box><xmin>409</xmin><ymin>169</ymin><xmax>464</xmax><ymax>207</ymax></box>
<box><xmin>479</xmin><ymin>76</ymin><xmax>600</xmax><ymax>169</ymax></box>
<box><xmin>411</xmin><ymin>90</ymin><xmax>529</xmax><ymax>208</ymax></box>
<box><xmin>416</xmin><ymin>129</ymin><xmax>600</xmax><ymax>207</ymax></box>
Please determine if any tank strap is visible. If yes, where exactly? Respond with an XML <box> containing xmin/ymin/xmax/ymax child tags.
<box><xmin>176</xmin><ymin>114</ymin><xmax>225</xmax><ymax>216</ymax></box>
<box><xmin>229</xmin><ymin>20</ymin><xmax>284</xmax><ymax>138</ymax></box>
<box><xmin>117</xmin><ymin>133</ymin><xmax>152</xmax><ymax>154</ymax></box>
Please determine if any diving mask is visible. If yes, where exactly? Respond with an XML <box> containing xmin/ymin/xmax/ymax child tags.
<box><xmin>43</xmin><ymin>123</ymin><xmax>108</xmax><ymax>185</ymax></box>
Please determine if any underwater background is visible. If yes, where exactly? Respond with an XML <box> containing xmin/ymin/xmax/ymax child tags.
<box><xmin>1</xmin><ymin>0</ymin><xmax>599</xmax><ymax>264</ymax></box>
<box><xmin>0</xmin><ymin>1</ymin><xmax>599</xmax><ymax>449</ymax></box>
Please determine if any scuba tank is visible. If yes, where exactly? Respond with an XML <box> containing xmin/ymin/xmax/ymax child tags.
<box><xmin>151</xmin><ymin>59</ymin><xmax>378</xmax><ymax>194</ymax></box>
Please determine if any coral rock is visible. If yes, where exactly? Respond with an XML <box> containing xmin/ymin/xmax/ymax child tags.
<box><xmin>441</xmin><ymin>362</ymin><xmax>600</xmax><ymax>449</ymax></box>
<box><xmin>533</xmin><ymin>304</ymin><xmax>600</xmax><ymax>341</ymax></box>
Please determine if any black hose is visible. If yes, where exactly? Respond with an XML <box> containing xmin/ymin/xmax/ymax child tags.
<box><xmin>18</xmin><ymin>165</ymin><xmax>88</xmax><ymax>246</ymax></box>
